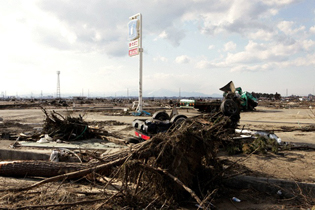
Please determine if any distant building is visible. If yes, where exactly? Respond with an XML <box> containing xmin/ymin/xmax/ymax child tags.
<box><xmin>72</xmin><ymin>96</ymin><xmax>87</xmax><ymax>100</ymax></box>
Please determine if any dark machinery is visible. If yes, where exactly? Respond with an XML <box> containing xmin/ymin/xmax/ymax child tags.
<box><xmin>129</xmin><ymin>108</ymin><xmax>187</xmax><ymax>143</ymax></box>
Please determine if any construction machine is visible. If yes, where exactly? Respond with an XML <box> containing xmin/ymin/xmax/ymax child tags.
<box><xmin>190</xmin><ymin>81</ymin><xmax>257</xmax><ymax>114</ymax></box>
<box><xmin>220</xmin><ymin>81</ymin><xmax>258</xmax><ymax>111</ymax></box>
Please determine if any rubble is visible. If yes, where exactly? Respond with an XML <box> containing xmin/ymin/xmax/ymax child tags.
<box><xmin>235</xmin><ymin>128</ymin><xmax>282</xmax><ymax>144</ymax></box>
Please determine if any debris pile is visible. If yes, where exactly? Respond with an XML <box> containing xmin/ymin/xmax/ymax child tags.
<box><xmin>1</xmin><ymin>109</ymin><xmax>314</xmax><ymax>209</ymax></box>
<box><xmin>41</xmin><ymin>108</ymin><xmax>97</xmax><ymax>141</ymax></box>
<box><xmin>115</xmin><ymin>113</ymin><xmax>237</xmax><ymax>207</ymax></box>
<box><xmin>0</xmin><ymin>112</ymin><xmax>239</xmax><ymax>209</ymax></box>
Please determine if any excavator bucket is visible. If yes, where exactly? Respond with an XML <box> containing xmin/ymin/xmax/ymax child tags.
<box><xmin>219</xmin><ymin>81</ymin><xmax>235</xmax><ymax>93</ymax></box>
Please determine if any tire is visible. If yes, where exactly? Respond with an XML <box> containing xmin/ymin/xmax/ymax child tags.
<box><xmin>132</xmin><ymin>119</ymin><xmax>146</xmax><ymax>129</ymax></box>
<box><xmin>247</xmin><ymin>99</ymin><xmax>258</xmax><ymax>111</ymax></box>
<box><xmin>152</xmin><ymin>111</ymin><xmax>170</xmax><ymax>121</ymax></box>
<box><xmin>220</xmin><ymin>99</ymin><xmax>240</xmax><ymax>116</ymax></box>
<box><xmin>170</xmin><ymin>115</ymin><xmax>187</xmax><ymax>129</ymax></box>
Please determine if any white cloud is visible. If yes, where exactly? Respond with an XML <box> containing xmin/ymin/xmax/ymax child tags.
<box><xmin>175</xmin><ymin>55</ymin><xmax>190</xmax><ymax>64</ymax></box>
<box><xmin>208</xmin><ymin>45</ymin><xmax>215</xmax><ymax>49</ymax></box>
<box><xmin>300</xmin><ymin>39</ymin><xmax>315</xmax><ymax>51</ymax></box>
<box><xmin>263</xmin><ymin>0</ymin><xmax>300</xmax><ymax>6</ymax></box>
<box><xmin>198</xmin><ymin>1</ymin><xmax>278</xmax><ymax>36</ymax></box>
<box><xmin>156</xmin><ymin>28</ymin><xmax>186</xmax><ymax>47</ymax></box>
<box><xmin>289</xmin><ymin>53</ymin><xmax>315</xmax><ymax>66</ymax></box>
<box><xmin>230</xmin><ymin>63</ymin><xmax>276</xmax><ymax>72</ymax></box>
<box><xmin>247</xmin><ymin>29</ymin><xmax>277</xmax><ymax>41</ymax></box>
<box><xmin>277</xmin><ymin>21</ymin><xmax>305</xmax><ymax>36</ymax></box>
<box><xmin>153</xmin><ymin>55</ymin><xmax>168</xmax><ymax>62</ymax></box>
<box><xmin>225</xmin><ymin>43</ymin><xmax>285</xmax><ymax>65</ymax></box>
<box><xmin>224</xmin><ymin>41</ymin><xmax>236</xmax><ymax>52</ymax></box>
<box><xmin>196</xmin><ymin>60</ymin><xmax>210</xmax><ymax>69</ymax></box>
<box><xmin>158</xmin><ymin>31</ymin><xmax>168</xmax><ymax>39</ymax></box>
<box><xmin>195</xmin><ymin>60</ymin><xmax>219</xmax><ymax>69</ymax></box>
<box><xmin>245</xmin><ymin>40</ymin><xmax>267</xmax><ymax>52</ymax></box>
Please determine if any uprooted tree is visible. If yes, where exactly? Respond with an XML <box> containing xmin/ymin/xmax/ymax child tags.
<box><xmin>41</xmin><ymin>107</ymin><xmax>99</xmax><ymax>141</ymax></box>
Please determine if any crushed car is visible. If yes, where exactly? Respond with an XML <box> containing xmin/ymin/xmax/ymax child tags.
<box><xmin>128</xmin><ymin>108</ymin><xmax>187</xmax><ymax>143</ymax></box>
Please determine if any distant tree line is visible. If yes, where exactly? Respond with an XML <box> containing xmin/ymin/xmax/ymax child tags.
<box><xmin>251</xmin><ymin>92</ymin><xmax>281</xmax><ymax>100</ymax></box>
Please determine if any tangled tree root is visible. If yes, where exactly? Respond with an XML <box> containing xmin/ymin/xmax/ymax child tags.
<box><xmin>114</xmin><ymin>113</ymin><xmax>237</xmax><ymax>208</ymax></box>
<box><xmin>41</xmin><ymin>107</ymin><xmax>98</xmax><ymax>141</ymax></box>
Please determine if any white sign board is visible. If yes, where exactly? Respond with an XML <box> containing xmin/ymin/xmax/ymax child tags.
<box><xmin>129</xmin><ymin>39</ymin><xmax>139</xmax><ymax>49</ymax></box>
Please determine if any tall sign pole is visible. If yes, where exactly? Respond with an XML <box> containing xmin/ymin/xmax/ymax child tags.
<box><xmin>128</xmin><ymin>13</ymin><xmax>143</xmax><ymax>112</ymax></box>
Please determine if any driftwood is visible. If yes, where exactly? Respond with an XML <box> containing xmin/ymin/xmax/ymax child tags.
<box><xmin>0</xmin><ymin>157</ymin><xmax>129</xmax><ymax>193</ymax></box>
<box><xmin>0</xmin><ymin>161</ymin><xmax>88</xmax><ymax>177</ymax></box>
<box><xmin>12</xmin><ymin>197</ymin><xmax>113</xmax><ymax>210</ymax></box>
<box><xmin>0</xmin><ymin>140</ymin><xmax>149</xmax><ymax>179</ymax></box>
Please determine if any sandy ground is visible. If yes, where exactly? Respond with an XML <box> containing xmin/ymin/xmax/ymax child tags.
<box><xmin>240</xmin><ymin>106</ymin><xmax>315</xmax><ymax>145</ymax></box>
<box><xmin>0</xmin><ymin>106</ymin><xmax>315</xmax><ymax>209</ymax></box>
<box><xmin>1</xmin><ymin>106</ymin><xmax>315</xmax><ymax>179</ymax></box>
<box><xmin>226</xmin><ymin>106</ymin><xmax>315</xmax><ymax>182</ymax></box>
<box><xmin>1</xmin><ymin>106</ymin><xmax>315</xmax><ymax>176</ymax></box>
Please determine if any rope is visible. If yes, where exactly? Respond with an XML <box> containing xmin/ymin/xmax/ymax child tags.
<box><xmin>72</xmin><ymin>125</ymin><xmax>88</xmax><ymax>140</ymax></box>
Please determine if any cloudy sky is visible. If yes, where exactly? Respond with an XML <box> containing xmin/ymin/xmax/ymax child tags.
<box><xmin>1</xmin><ymin>0</ymin><xmax>315</xmax><ymax>97</ymax></box>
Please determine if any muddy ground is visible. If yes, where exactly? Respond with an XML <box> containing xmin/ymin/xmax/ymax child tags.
<box><xmin>0</xmin><ymin>101</ymin><xmax>315</xmax><ymax>209</ymax></box>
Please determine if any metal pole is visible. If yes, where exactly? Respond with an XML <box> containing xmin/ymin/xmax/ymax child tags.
<box><xmin>129</xmin><ymin>13</ymin><xmax>143</xmax><ymax>113</ymax></box>
<box><xmin>138</xmin><ymin>13</ymin><xmax>143</xmax><ymax>112</ymax></box>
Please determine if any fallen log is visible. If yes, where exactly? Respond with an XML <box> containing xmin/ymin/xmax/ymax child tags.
<box><xmin>0</xmin><ymin>157</ymin><xmax>129</xmax><ymax>192</ymax></box>
<box><xmin>224</xmin><ymin>175</ymin><xmax>315</xmax><ymax>199</ymax></box>
<box><xmin>0</xmin><ymin>161</ymin><xmax>89</xmax><ymax>177</ymax></box>
<box><xmin>0</xmin><ymin>140</ymin><xmax>150</xmax><ymax>179</ymax></box>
